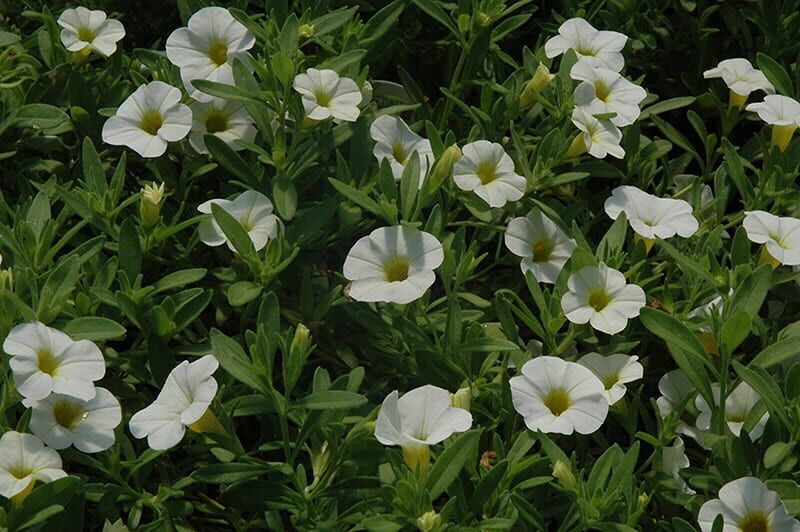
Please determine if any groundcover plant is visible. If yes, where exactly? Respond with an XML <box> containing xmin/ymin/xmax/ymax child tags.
<box><xmin>2</xmin><ymin>0</ymin><xmax>800</xmax><ymax>530</ymax></box>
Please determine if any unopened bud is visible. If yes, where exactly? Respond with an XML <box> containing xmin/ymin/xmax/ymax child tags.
<box><xmin>451</xmin><ymin>387</ymin><xmax>471</xmax><ymax>411</ymax></box>
<box><xmin>520</xmin><ymin>63</ymin><xmax>555</xmax><ymax>109</ymax></box>
<box><xmin>552</xmin><ymin>460</ymin><xmax>578</xmax><ymax>492</ymax></box>
<box><xmin>290</xmin><ymin>323</ymin><xmax>312</xmax><ymax>360</ymax></box>
<box><xmin>457</xmin><ymin>14</ymin><xmax>470</xmax><ymax>35</ymax></box>
<box><xmin>476</xmin><ymin>12</ymin><xmax>491</xmax><ymax>27</ymax></box>
<box><xmin>139</xmin><ymin>182</ymin><xmax>165</xmax><ymax>228</ymax></box>
<box><xmin>429</xmin><ymin>145</ymin><xmax>461</xmax><ymax>190</ymax></box>
<box><xmin>417</xmin><ymin>510</ymin><xmax>442</xmax><ymax>532</ymax></box>
<box><xmin>298</xmin><ymin>23</ymin><xmax>315</xmax><ymax>39</ymax></box>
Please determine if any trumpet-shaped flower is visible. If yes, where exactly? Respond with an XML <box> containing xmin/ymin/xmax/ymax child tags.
<box><xmin>504</xmin><ymin>209</ymin><xmax>576</xmax><ymax>283</ymax></box>
<box><xmin>577</xmin><ymin>353</ymin><xmax>643</xmax><ymax>405</ymax></box>
<box><xmin>703</xmin><ymin>58</ymin><xmax>774</xmax><ymax>108</ymax></box>
<box><xmin>198</xmin><ymin>190</ymin><xmax>281</xmax><ymax>252</ymax></box>
<box><xmin>544</xmin><ymin>18</ymin><xmax>627</xmax><ymax>72</ymax></box>
<box><xmin>369</xmin><ymin>115</ymin><xmax>434</xmax><ymax>187</ymax></box>
<box><xmin>102</xmin><ymin>81</ymin><xmax>192</xmax><ymax>158</ymax></box>
<box><xmin>165</xmin><ymin>6</ymin><xmax>255</xmax><ymax>102</ymax></box>
<box><xmin>453</xmin><ymin>140</ymin><xmax>526</xmax><ymax>208</ymax></box>
<box><xmin>561</xmin><ymin>263</ymin><xmax>646</xmax><ymax>335</ymax></box>
<box><xmin>129</xmin><ymin>355</ymin><xmax>222</xmax><ymax>451</ymax></box>
<box><xmin>3</xmin><ymin>321</ymin><xmax>105</xmax><ymax>402</ymax></box>
<box><xmin>743</xmin><ymin>210</ymin><xmax>800</xmax><ymax>266</ymax></box>
<box><xmin>698</xmin><ymin>477</ymin><xmax>800</xmax><ymax>532</ymax></box>
<box><xmin>571</xmin><ymin>62</ymin><xmax>646</xmax><ymax>126</ymax></box>
<box><xmin>189</xmin><ymin>98</ymin><xmax>257</xmax><ymax>154</ymax></box>
<box><xmin>746</xmin><ymin>95</ymin><xmax>800</xmax><ymax>151</ymax></box>
<box><xmin>510</xmin><ymin>356</ymin><xmax>609</xmax><ymax>435</ymax></box>
<box><xmin>661</xmin><ymin>437</ymin><xmax>694</xmax><ymax>494</ymax></box>
<box><xmin>604</xmin><ymin>186</ymin><xmax>699</xmax><ymax>241</ymax></box>
<box><xmin>57</xmin><ymin>6</ymin><xmax>125</xmax><ymax>58</ymax></box>
<box><xmin>375</xmin><ymin>385</ymin><xmax>472</xmax><ymax>472</ymax></box>
<box><xmin>569</xmin><ymin>107</ymin><xmax>625</xmax><ymax>159</ymax></box>
<box><xmin>292</xmin><ymin>68</ymin><xmax>362</xmax><ymax>122</ymax></box>
<box><xmin>0</xmin><ymin>432</ymin><xmax>66</xmax><ymax>501</ymax></box>
<box><xmin>343</xmin><ymin>226</ymin><xmax>444</xmax><ymax>304</ymax></box>
<box><xmin>656</xmin><ymin>369</ymin><xmax>709</xmax><ymax>447</ymax></box>
<box><xmin>695</xmin><ymin>382</ymin><xmax>769</xmax><ymax>441</ymax></box>
<box><xmin>25</xmin><ymin>388</ymin><xmax>122</xmax><ymax>453</ymax></box>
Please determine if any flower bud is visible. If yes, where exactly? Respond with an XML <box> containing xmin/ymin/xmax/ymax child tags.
<box><xmin>429</xmin><ymin>145</ymin><xmax>462</xmax><ymax>191</ymax></box>
<box><xmin>476</xmin><ymin>12</ymin><xmax>491</xmax><ymax>27</ymax></box>
<box><xmin>290</xmin><ymin>323</ymin><xmax>313</xmax><ymax>361</ymax></box>
<box><xmin>417</xmin><ymin>510</ymin><xmax>442</xmax><ymax>532</ymax></box>
<box><xmin>298</xmin><ymin>23</ymin><xmax>315</xmax><ymax>39</ymax></box>
<box><xmin>457</xmin><ymin>14</ymin><xmax>470</xmax><ymax>35</ymax></box>
<box><xmin>451</xmin><ymin>386</ymin><xmax>471</xmax><ymax>411</ymax></box>
<box><xmin>552</xmin><ymin>459</ymin><xmax>578</xmax><ymax>492</ymax></box>
<box><xmin>139</xmin><ymin>182</ymin><xmax>165</xmax><ymax>228</ymax></box>
<box><xmin>520</xmin><ymin>63</ymin><xmax>555</xmax><ymax>109</ymax></box>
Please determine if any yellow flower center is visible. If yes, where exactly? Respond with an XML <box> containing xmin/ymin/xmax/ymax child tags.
<box><xmin>53</xmin><ymin>399</ymin><xmax>87</xmax><ymax>431</ymax></box>
<box><xmin>8</xmin><ymin>466</ymin><xmax>31</xmax><ymax>480</ymax></box>
<box><xmin>139</xmin><ymin>110</ymin><xmax>164</xmax><ymax>135</ymax></box>
<box><xmin>476</xmin><ymin>162</ymin><xmax>498</xmax><ymax>185</ymax></box>
<box><xmin>531</xmin><ymin>239</ymin><xmax>554</xmax><ymax>262</ymax></box>
<box><xmin>208</xmin><ymin>39</ymin><xmax>229</xmax><ymax>66</ymax></box>
<box><xmin>738</xmin><ymin>512</ymin><xmax>769</xmax><ymax>532</ymax></box>
<box><xmin>205</xmin><ymin>110</ymin><xmax>229</xmax><ymax>133</ymax></box>
<box><xmin>587</xmin><ymin>288</ymin><xmax>611</xmax><ymax>312</ymax></box>
<box><xmin>575</xmin><ymin>47</ymin><xmax>596</xmax><ymax>56</ymax></box>
<box><xmin>77</xmin><ymin>26</ymin><xmax>96</xmax><ymax>43</ymax></box>
<box><xmin>392</xmin><ymin>143</ymin><xmax>408</xmax><ymax>164</ymax></box>
<box><xmin>594</xmin><ymin>81</ymin><xmax>611</xmax><ymax>102</ymax></box>
<box><xmin>767</xmin><ymin>232</ymin><xmax>790</xmax><ymax>249</ymax></box>
<box><xmin>314</xmin><ymin>90</ymin><xmax>332</xmax><ymax>107</ymax></box>
<box><xmin>37</xmin><ymin>350</ymin><xmax>60</xmax><ymax>376</ymax></box>
<box><xmin>383</xmin><ymin>256</ymin><xmax>410</xmax><ymax>282</ymax></box>
<box><xmin>543</xmin><ymin>387</ymin><xmax>572</xmax><ymax>416</ymax></box>
<box><xmin>726</xmin><ymin>411</ymin><xmax>746</xmax><ymax>423</ymax></box>
<box><xmin>601</xmin><ymin>373</ymin><xmax>620</xmax><ymax>390</ymax></box>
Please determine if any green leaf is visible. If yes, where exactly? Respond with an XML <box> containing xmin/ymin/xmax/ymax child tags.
<box><xmin>210</xmin><ymin>203</ymin><xmax>257</xmax><ymax>260</ymax></box>
<box><xmin>756</xmin><ymin>53</ymin><xmax>794</xmax><ymax>97</ymax></box>
<box><xmin>151</xmin><ymin>268</ymin><xmax>207</xmax><ymax>295</ymax></box>
<box><xmin>411</xmin><ymin>0</ymin><xmax>459</xmax><ymax>36</ymax></box>
<box><xmin>210</xmin><ymin>328</ymin><xmax>272</xmax><ymax>397</ymax></box>
<box><xmin>193</xmin><ymin>462</ymin><xmax>290</xmax><ymax>483</ymax></box>
<box><xmin>359</xmin><ymin>0</ymin><xmax>405</xmax><ymax>48</ymax></box>
<box><xmin>455</xmin><ymin>337</ymin><xmax>520</xmax><ymax>353</ymax></box>
<box><xmin>426</xmin><ymin>429</ymin><xmax>480</xmax><ymax>498</ymax></box>
<box><xmin>657</xmin><ymin>238</ymin><xmax>717</xmax><ymax>287</ymax></box>
<box><xmin>118</xmin><ymin>218</ymin><xmax>141</xmax><ymax>281</ymax></box>
<box><xmin>317</xmin><ymin>49</ymin><xmax>367</xmax><ymax>72</ymax></box>
<box><xmin>191</xmin><ymin>79</ymin><xmax>263</xmax><ymax>104</ymax></box>
<box><xmin>721</xmin><ymin>138</ymin><xmax>754</xmax><ymax>203</ymax></box>
<box><xmin>638</xmin><ymin>97</ymin><xmax>696</xmax><ymax>120</ymax></box>
<box><xmin>294</xmin><ymin>390</ymin><xmax>367</xmax><ymax>410</ymax></box>
<box><xmin>727</xmin><ymin>264</ymin><xmax>771</xmax><ymax>318</ymax></box>
<box><xmin>399</xmin><ymin>151</ymin><xmax>420</xmax><ymax>221</ymax></box>
<box><xmin>720</xmin><ymin>311</ymin><xmax>751</xmax><ymax>353</ymax></box>
<box><xmin>328</xmin><ymin>178</ymin><xmax>384</xmax><ymax>218</ymax></box>
<box><xmin>733</xmin><ymin>361</ymin><xmax>791</xmax><ymax>429</ymax></box>
<box><xmin>751</xmin><ymin>338</ymin><xmax>800</xmax><ymax>369</ymax></box>
<box><xmin>204</xmin><ymin>134</ymin><xmax>257</xmax><ymax>184</ymax></box>
<box><xmin>272</xmin><ymin>177</ymin><xmax>297</xmax><ymax>220</ymax></box>
<box><xmin>14</xmin><ymin>103</ymin><xmax>72</xmax><ymax>134</ymax></box>
<box><xmin>62</xmin><ymin>317</ymin><xmax>126</xmax><ymax>341</ymax></box>
<box><xmin>470</xmin><ymin>459</ymin><xmax>508</xmax><ymax>514</ymax></box>
<box><xmin>228</xmin><ymin>281</ymin><xmax>263</xmax><ymax>307</ymax></box>
<box><xmin>82</xmin><ymin>137</ymin><xmax>106</xmax><ymax>194</ymax></box>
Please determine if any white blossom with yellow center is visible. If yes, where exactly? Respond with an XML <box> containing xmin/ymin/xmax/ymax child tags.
<box><xmin>198</xmin><ymin>190</ymin><xmax>281</xmax><ymax>252</ymax></box>
<box><xmin>698</xmin><ymin>477</ymin><xmax>800</xmax><ymax>532</ymax></box>
<box><xmin>577</xmin><ymin>352</ymin><xmax>643</xmax><ymax>405</ymax></box>
<box><xmin>189</xmin><ymin>97</ymin><xmax>257</xmax><ymax>154</ymax></box>
<box><xmin>544</xmin><ymin>17</ymin><xmax>627</xmax><ymax>72</ymax></box>
<box><xmin>369</xmin><ymin>115</ymin><xmax>434</xmax><ymax>188</ymax></box>
<box><xmin>695</xmin><ymin>382</ymin><xmax>769</xmax><ymax>442</ymax></box>
<box><xmin>57</xmin><ymin>6</ymin><xmax>125</xmax><ymax>58</ymax></box>
<box><xmin>570</xmin><ymin>107</ymin><xmax>625</xmax><ymax>159</ymax></box>
<box><xmin>745</xmin><ymin>95</ymin><xmax>800</xmax><ymax>151</ymax></box>
<box><xmin>703</xmin><ymin>58</ymin><xmax>774</xmax><ymax>108</ymax></box>
<box><xmin>453</xmin><ymin>140</ymin><xmax>526</xmax><ymax>208</ymax></box>
<box><xmin>292</xmin><ymin>68</ymin><xmax>363</xmax><ymax>122</ymax></box>
<box><xmin>0</xmin><ymin>431</ymin><xmax>66</xmax><ymax>501</ymax></box>
<box><xmin>743</xmin><ymin>210</ymin><xmax>800</xmax><ymax>266</ymax></box>
<box><xmin>571</xmin><ymin>61</ymin><xmax>646</xmax><ymax>127</ymax></box>
<box><xmin>604</xmin><ymin>185</ymin><xmax>699</xmax><ymax>240</ymax></box>
<box><xmin>504</xmin><ymin>208</ymin><xmax>576</xmax><ymax>284</ymax></box>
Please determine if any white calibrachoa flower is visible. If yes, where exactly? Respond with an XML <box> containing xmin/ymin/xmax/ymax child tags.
<box><xmin>571</xmin><ymin>62</ymin><xmax>647</xmax><ymax>127</ymax></box>
<box><xmin>102</xmin><ymin>81</ymin><xmax>191</xmax><ymax>158</ymax></box>
<box><xmin>165</xmin><ymin>6</ymin><xmax>255</xmax><ymax>102</ymax></box>
<box><xmin>577</xmin><ymin>353</ymin><xmax>643</xmax><ymax>405</ymax></box>
<box><xmin>453</xmin><ymin>140</ymin><xmax>526</xmax><ymax>208</ymax></box>
<box><xmin>746</xmin><ymin>95</ymin><xmax>800</xmax><ymax>151</ymax></box>
<box><xmin>3</xmin><ymin>321</ymin><xmax>105</xmax><ymax>401</ymax></box>
<box><xmin>560</xmin><ymin>263</ymin><xmax>646</xmax><ymax>335</ymax></box>
<box><xmin>544</xmin><ymin>17</ymin><xmax>627</xmax><ymax>71</ymax></box>
<box><xmin>189</xmin><ymin>98</ymin><xmax>257</xmax><ymax>154</ymax></box>
<box><xmin>604</xmin><ymin>186</ymin><xmax>699</xmax><ymax>248</ymax></box>
<box><xmin>198</xmin><ymin>190</ymin><xmax>281</xmax><ymax>252</ymax></box>
<box><xmin>568</xmin><ymin>107</ymin><xmax>625</xmax><ymax>159</ymax></box>
<box><xmin>504</xmin><ymin>209</ymin><xmax>576</xmax><ymax>284</ymax></box>
<box><xmin>656</xmin><ymin>369</ymin><xmax>709</xmax><ymax>447</ymax></box>
<box><xmin>369</xmin><ymin>115</ymin><xmax>434</xmax><ymax>187</ymax></box>
<box><xmin>25</xmin><ymin>388</ymin><xmax>122</xmax><ymax>453</ymax></box>
<box><xmin>129</xmin><ymin>355</ymin><xmax>224</xmax><ymax>451</ymax></box>
<box><xmin>375</xmin><ymin>385</ymin><xmax>472</xmax><ymax>472</ymax></box>
<box><xmin>703</xmin><ymin>58</ymin><xmax>774</xmax><ymax>108</ymax></box>
<box><xmin>510</xmin><ymin>356</ymin><xmax>609</xmax><ymax>435</ymax></box>
<box><xmin>698</xmin><ymin>477</ymin><xmax>800</xmax><ymax>532</ymax></box>
<box><xmin>743</xmin><ymin>211</ymin><xmax>800</xmax><ymax>267</ymax></box>
<box><xmin>343</xmin><ymin>226</ymin><xmax>444</xmax><ymax>304</ymax></box>
<box><xmin>661</xmin><ymin>437</ymin><xmax>694</xmax><ymax>494</ymax></box>
<box><xmin>292</xmin><ymin>68</ymin><xmax>362</xmax><ymax>122</ymax></box>
<box><xmin>695</xmin><ymin>382</ymin><xmax>769</xmax><ymax>441</ymax></box>
<box><xmin>0</xmin><ymin>432</ymin><xmax>66</xmax><ymax>502</ymax></box>
<box><xmin>57</xmin><ymin>6</ymin><xmax>125</xmax><ymax>59</ymax></box>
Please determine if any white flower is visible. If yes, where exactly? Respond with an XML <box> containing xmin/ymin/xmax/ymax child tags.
<box><xmin>198</xmin><ymin>190</ymin><xmax>281</xmax><ymax>252</ymax></box>
<box><xmin>571</xmin><ymin>61</ymin><xmax>646</xmax><ymax>126</ymax></box>
<box><xmin>510</xmin><ymin>356</ymin><xmax>609</xmax><ymax>435</ymax></box>
<box><xmin>292</xmin><ymin>68</ymin><xmax>362</xmax><ymax>122</ymax></box>
<box><xmin>698</xmin><ymin>477</ymin><xmax>800</xmax><ymax>532</ymax></box>
<box><xmin>746</xmin><ymin>95</ymin><xmax>800</xmax><ymax>151</ymax></box>
<box><xmin>101</xmin><ymin>81</ymin><xmax>192</xmax><ymax>158</ymax></box>
<box><xmin>369</xmin><ymin>115</ymin><xmax>434</xmax><ymax>188</ymax></box>
<box><xmin>743</xmin><ymin>211</ymin><xmax>800</xmax><ymax>266</ymax></box>
<box><xmin>570</xmin><ymin>107</ymin><xmax>625</xmax><ymax>159</ymax></box>
<box><xmin>128</xmin><ymin>355</ymin><xmax>221</xmax><ymax>451</ymax></box>
<box><xmin>544</xmin><ymin>17</ymin><xmax>627</xmax><ymax>72</ymax></box>
<box><xmin>0</xmin><ymin>431</ymin><xmax>67</xmax><ymax>501</ymax></box>
<box><xmin>57</xmin><ymin>6</ymin><xmax>125</xmax><ymax>58</ymax></box>
<box><xmin>604</xmin><ymin>186</ymin><xmax>699</xmax><ymax>240</ymax></box>
<box><xmin>3</xmin><ymin>321</ymin><xmax>105</xmax><ymax>401</ymax></box>
<box><xmin>24</xmin><ymin>388</ymin><xmax>122</xmax><ymax>453</ymax></box>
<box><xmin>656</xmin><ymin>369</ymin><xmax>711</xmax><ymax>448</ymax></box>
<box><xmin>560</xmin><ymin>263</ymin><xmax>646</xmax><ymax>335</ymax></box>
<box><xmin>453</xmin><ymin>140</ymin><xmax>526</xmax><ymax>208</ymax></box>
<box><xmin>703</xmin><ymin>58</ymin><xmax>774</xmax><ymax>104</ymax></box>
<box><xmin>165</xmin><ymin>6</ymin><xmax>255</xmax><ymax>102</ymax></box>
<box><xmin>577</xmin><ymin>353</ymin><xmax>643</xmax><ymax>405</ymax></box>
<box><xmin>343</xmin><ymin>226</ymin><xmax>444</xmax><ymax>305</ymax></box>
<box><xmin>661</xmin><ymin>437</ymin><xmax>694</xmax><ymax>494</ymax></box>
<box><xmin>189</xmin><ymin>98</ymin><xmax>257</xmax><ymax>154</ymax></box>
<box><xmin>504</xmin><ymin>209</ymin><xmax>576</xmax><ymax>284</ymax></box>
<box><xmin>695</xmin><ymin>382</ymin><xmax>769</xmax><ymax>441</ymax></box>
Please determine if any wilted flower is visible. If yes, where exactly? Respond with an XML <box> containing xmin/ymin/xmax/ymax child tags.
<box><xmin>568</xmin><ymin>107</ymin><xmax>625</xmax><ymax>159</ymax></box>
<box><xmin>189</xmin><ymin>98</ymin><xmax>257</xmax><ymax>154</ymax></box>
<box><xmin>544</xmin><ymin>17</ymin><xmax>627</xmax><ymax>72</ymax></box>
<box><xmin>745</xmin><ymin>95</ymin><xmax>800</xmax><ymax>151</ymax></box>
<box><xmin>743</xmin><ymin>210</ymin><xmax>800</xmax><ymax>267</ymax></box>
<box><xmin>661</xmin><ymin>437</ymin><xmax>694</xmax><ymax>494</ymax></box>
<box><xmin>198</xmin><ymin>190</ymin><xmax>281</xmax><ymax>252</ymax></box>
<box><xmin>504</xmin><ymin>208</ymin><xmax>576</xmax><ymax>284</ymax></box>
<box><xmin>140</xmin><ymin>182</ymin><xmax>165</xmax><ymax>228</ymax></box>
<box><xmin>292</xmin><ymin>68</ymin><xmax>362</xmax><ymax>122</ymax></box>
<box><xmin>453</xmin><ymin>140</ymin><xmax>526</xmax><ymax>208</ymax></box>
<box><xmin>656</xmin><ymin>369</ymin><xmax>709</xmax><ymax>447</ymax></box>
<box><xmin>0</xmin><ymin>431</ymin><xmax>67</xmax><ymax>503</ymax></box>
<box><xmin>370</xmin><ymin>115</ymin><xmax>434</xmax><ymax>187</ymax></box>
<box><xmin>577</xmin><ymin>353</ymin><xmax>643</xmax><ymax>405</ymax></box>
<box><xmin>698</xmin><ymin>477</ymin><xmax>800</xmax><ymax>532</ymax></box>
<box><xmin>695</xmin><ymin>382</ymin><xmax>769</xmax><ymax>441</ymax></box>
<box><xmin>571</xmin><ymin>61</ymin><xmax>646</xmax><ymax>126</ymax></box>
<box><xmin>57</xmin><ymin>6</ymin><xmax>125</xmax><ymax>59</ymax></box>
<box><xmin>703</xmin><ymin>58</ymin><xmax>774</xmax><ymax>108</ymax></box>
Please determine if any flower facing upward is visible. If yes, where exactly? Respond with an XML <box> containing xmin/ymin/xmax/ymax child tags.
<box><xmin>743</xmin><ymin>211</ymin><xmax>800</xmax><ymax>266</ymax></box>
<box><xmin>3</xmin><ymin>321</ymin><xmax>105</xmax><ymax>401</ymax></box>
<box><xmin>510</xmin><ymin>356</ymin><xmax>609</xmax><ymax>435</ymax></box>
<box><xmin>453</xmin><ymin>140</ymin><xmax>526</xmax><ymax>208</ymax></box>
<box><xmin>604</xmin><ymin>186</ymin><xmax>699</xmax><ymax>242</ymax></box>
<box><xmin>198</xmin><ymin>190</ymin><xmax>281</xmax><ymax>252</ymax></box>
<box><xmin>57</xmin><ymin>7</ymin><xmax>125</xmax><ymax>58</ymax></box>
<box><xmin>577</xmin><ymin>353</ymin><xmax>643</xmax><ymax>405</ymax></box>
<box><xmin>293</xmin><ymin>68</ymin><xmax>363</xmax><ymax>122</ymax></box>
<box><xmin>703</xmin><ymin>58</ymin><xmax>775</xmax><ymax>108</ymax></box>
<box><xmin>0</xmin><ymin>431</ymin><xmax>66</xmax><ymax>502</ymax></box>
<box><xmin>102</xmin><ymin>81</ymin><xmax>192</xmax><ymax>158</ymax></box>
<box><xmin>698</xmin><ymin>477</ymin><xmax>800</xmax><ymax>532</ymax></box>
<box><xmin>369</xmin><ymin>115</ymin><xmax>434</xmax><ymax>188</ymax></box>
<box><xmin>745</xmin><ymin>95</ymin><xmax>800</xmax><ymax>151</ymax></box>
<box><xmin>189</xmin><ymin>98</ymin><xmax>257</xmax><ymax>154</ymax></box>
<box><xmin>504</xmin><ymin>208</ymin><xmax>576</xmax><ymax>284</ymax></box>
<box><xmin>343</xmin><ymin>226</ymin><xmax>444</xmax><ymax>304</ymax></box>
<box><xmin>561</xmin><ymin>263</ymin><xmax>646</xmax><ymax>335</ymax></box>
<box><xmin>165</xmin><ymin>6</ymin><xmax>255</xmax><ymax>102</ymax></box>
<box><xmin>569</xmin><ymin>107</ymin><xmax>625</xmax><ymax>159</ymax></box>
<box><xmin>695</xmin><ymin>382</ymin><xmax>769</xmax><ymax>441</ymax></box>
<box><xmin>544</xmin><ymin>17</ymin><xmax>627</xmax><ymax>72</ymax></box>
<box><xmin>571</xmin><ymin>61</ymin><xmax>647</xmax><ymax>127</ymax></box>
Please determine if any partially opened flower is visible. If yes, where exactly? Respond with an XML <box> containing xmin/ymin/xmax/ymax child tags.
<box><xmin>292</xmin><ymin>68</ymin><xmax>362</xmax><ymax>122</ymax></box>
<box><xmin>743</xmin><ymin>210</ymin><xmax>800</xmax><ymax>267</ymax></box>
<box><xmin>656</xmin><ymin>369</ymin><xmax>709</xmax><ymax>447</ymax></box>
<box><xmin>165</xmin><ymin>6</ymin><xmax>255</xmax><ymax>102</ymax></box>
<box><xmin>343</xmin><ymin>226</ymin><xmax>444</xmax><ymax>304</ymax></box>
<box><xmin>129</xmin><ymin>355</ymin><xmax>224</xmax><ymax>451</ymax></box>
<box><xmin>745</xmin><ymin>95</ymin><xmax>800</xmax><ymax>151</ymax></box>
<box><xmin>695</xmin><ymin>382</ymin><xmax>769</xmax><ymax>441</ymax></box>
<box><xmin>369</xmin><ymin>115</ymin><xmax>434</xmax><ymax>187</ymax></box>
<box><xmin>0</xmin><ymin>431</ymin><xmax>66</xmax><ymax>502</ymax></box>
<box><xmin>504</xmin><ymin>208</ymin><xmax>576</xmax><ymax>283</ymax></box>
<box><xmin>560</xmin><ymin>263</ymin><xmax>646</xmax><ymax>335</ymax></box>
<box><xmin>375</xmin><ymin>384</ymin><xmax>472</xmax><ymax>472</ymax></box>
<box><xmin>568</xmin><ymin>107</ymin><xmax>625</xmax><ymax>159</ymax></box>
<box><xmin>198</xmin><ymin>190</ymin><xmax>281</xmax><ymax>252</ymax></box>
<box><xmin>703</xmin><ymin>58</ymin><xmax>775</xmax><ymax>108</ymax></box>
<box><xmin>25</xmin><ymin>387</ymin><xmax>122</xmax><ymax>453</ymax></box>
<box><xmin>544</xmin><ymin>17</ymin><xmax>627</xmax><ymax>72</ymax></box>
<box><xmin>453</xmin><ymin>140</ymin><xmax>526</xmax><ymax>208</ymax></box>
<box><xmin>577</xmin><ymin>353</ymin><xmax>643</xmax><ymax>405</ymax></box>
<box><xmin>510</xmin><ymin>356</ymin><xmax>609</xmax><ymax>435</ymax></box>
<box><xmin>698</xmin><ymin>477</ymin><xmax>800</xmax><ymax>532</ymax></box>
<box><xmin>661</xmin><ymin>437</ymin><xmax>694</xmax><ymax>494</ymax></box>
<box><xmin>3</xmin><ymin>321</ymin><xmax>105</xmax><ymax>401</ymax></box>
<box><xmin>571</xmin><ymin>62</ymin><xmax>646</xmax><ymax>126</ymax></box>
<box><xmin>57</xmin><ymin>6</ymin><xmax>125</xmax><ymax>59</ymax></box>
<box><xmin>102</xmin><ymin>81</ymin><xmax>192</xmax><ymax>158</ymax></box>
<box><xmin>189</xmin><ymin>98</ymin><xmax>257</xmax><ymax>154</ymax></box>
